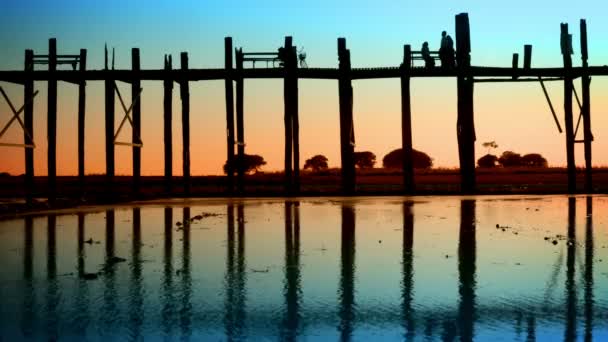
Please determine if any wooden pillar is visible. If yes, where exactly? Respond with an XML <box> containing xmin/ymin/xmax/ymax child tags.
<box><xmin>104</xmin><ymin>45</ymin><xmax>115</xmax><ymax>192</ymax></box>
<box><xmin>580</xmin><ymin>19</ymin><xmax>593</xmax><ymax>192</ymax></box>
<box><xmin>235</xmin><ymin>48</ymin><xmax>245</xmax><ymax>194</ymax></box>
<box><xmin>163</xmin><ymin>55</ymin><xmax>173</xmax><ymax>194</ymax></box>
<box><xmin>77</xmin><ymin>49</ymin><xmax>87</xmax><ymax>195</ymax></box>
<box><xmin>132</xmin><ymin>48</ymin><xmax>141</xmax><ymax>195</ymax></box>
<box><xmin>283</xmin><ymin>37</ymin><xmax>300</xmax><ymax>195</ymax></box>
<box><xmin>561</xmin><ymin>23</ymin><xmax>576</xmax><ymax>193</ymax></box>
<box><xmin>512</xmin><ymin>53</ymin><xmax>519</xmax><ymax>80</ymax></box>
<box><xmin>401</xmin><ymin>45</ymin><xmax>414</xmax><ymax>193</ymax></box>
<box><xmin>180</xmin><ymin>52</ymin><xmax>191</xmax><ymax>195</ymax></box>
<box><xmin>523</xmin><ymin>45</ymin><xmax>532</xmax><ymax>69</ymax></box>
<box><xmin>455</xmin><ymin>13</ymin><xmax>476</xmax><ymax>194</ymax></box>
<box><xmin>24</xmin><ymin>50</ymin><xmax>34</xmax><ymax>203</ymax></box>
<box><xmin>225</xmin><ymin>37</ymin><xmax>235</xmax><ymax>194</ymax></box>
<box><xmin>47</xmin><ymin>38</ymin><xmax>57</xmax><ymax>201</ymax></box>
<box><xmin>338</xmin><ymin>38</ymin><xmax>355</xmax><ymax>195</ymax></box>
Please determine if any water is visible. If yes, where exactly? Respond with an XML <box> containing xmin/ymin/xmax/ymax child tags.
<box><xmin>0</xmin><ymin>195</ymin><xmax>607</xmax><ymax>341</ymax></box>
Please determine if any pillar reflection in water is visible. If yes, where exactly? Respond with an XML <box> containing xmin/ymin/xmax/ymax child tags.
<box><xmin>458</xmin><ymin>199</ymin><xmax>476</xmax><ymax>342</ymax></box>
<box><xmin>281</xmin><ymin>201</ymin><xmax>302</xmax><ymax>341</ymax></box>
<box><xmin>180</xmin><ymin>207</ymin><xmax>192</xmax><ymax>339</ymax></box>
<box><xmin>102</xmin><ymin>210</ymin><xmax>117</xmax><ymax>333</ymax></box>
<box><xmin>584</xmin><ymin>196</ymin><xmax>594</xmax><ymax>342</ymax></box>
<box><xmin>338</xmin><ymin>204</ymin><xmax>356</xmax><ymax>342</ymax></box>
<box><xmin>402</xmin><ymin>201</ymin><xmax>415</xmax><ymax>341</ymax></box>
<box><xmin>46</xmin><ymin>215</ymin><xmax>58</xmax><ymax>341</ymax></box>
<box><xmin>224</xmin><ymin>203</ymin><xmax>247</xmax><ymax>341</ymax></box>
<box><xmin>74</xmin><ymin>213</ymin><xmax>89</xmax><ymax>335</ymax></box>
<box><xmin>128</xmin><ymin>208</ymin><xmax>144</xmax><ymax>340</ymax></box>
<box><xmin>21</xmin><ymin>217</ymin><xmax>34</xmax><ymax>337</ymax></box>
<box><xmin>162</xmin><ymin>207</ymin><xmax>175</xmax><ymax>337</ymax></box>
<box><xmin>564</xmin><ymin>197</ymin><xmax>577</xmax><ymax>342</ymax></box>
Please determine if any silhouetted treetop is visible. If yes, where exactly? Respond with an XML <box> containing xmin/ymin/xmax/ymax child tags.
<box><xmin>477</xmin><ymin>154</ymin><xmax>498</xmax><ymax>168</ymax></box>
<box><xmin>521</xmin><ymin>153</ymin><xmax>548</xmax><ymax>167</ymax></box>
<box><xmin>382</xmin><ymin>148</ymin><xmax>433</xmax><ymax>169</ymax></box>
<box><xmin>223</xmin><ymin>154</ymin><xmax>266</xmax><ymax>174</ymax></box>
<box><xmin>304</xmin><ymin>155</ymin><xmax>328</xmax><ymax>172</ymax></box>
<box><xmin>354</xmin><ymin>151</ymin><xmax>376</xmax><ymax>169</ymax></box>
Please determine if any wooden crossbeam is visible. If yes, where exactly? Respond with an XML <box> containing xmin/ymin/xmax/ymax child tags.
<box><xmin>113</xmin><ymin>83</ymin><xmax>143</xmax><ymax>147</ymax></box>
<box><xmin>0</xmin><ymin>86</ymin><xmax>38</xmax><ymax>148</ymax></box>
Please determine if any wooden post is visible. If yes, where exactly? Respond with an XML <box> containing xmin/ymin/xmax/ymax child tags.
<box><xmin>284</xmin><ymin>37</ymin><xmax>294</xmax><ymax>194</ymax></box>
<box><xmin>580</xmin><ymin>19</ymin><xmax>593</xmax><ymax>192</ymax></box>
<box><xmin>24</xmin><ymin>50</ymin><xmax>34</xmax><ymax>203</ymax></box>
<box><xmin>105</xmin><ymin>45</ymin><xmax>115</xmax><ymax>192</ymax></box>
<box><xmin>163</xmin><ymin>55</ymin><xmax>173</xmax><ymax>194</ymax></box>
<box><xmin>77</xmin><ymin>49</ymin><xmax>87</xmax><ymax>195</ymax></box>
<box><xmin>292</xmin><ymin>44</ymin><xmax>300</xmax><ymax>194</ymax></box>
<box><xmin>180</xmin><ymin>52</ymin><xmax>191</xmax><ymax>195</ymax></box>
<box><xmin>561</xmin><ymin>23</ymin><xmax>576</xmax><ymax>193</ymax></box>
<box><xmin>401</xmin><ymin>45</ymin><xmax>414</xmax><ymax>193</ymax></box>
<box><xmin>338</xmin><ymin>38</ymin><xmax>355</xmax><ymax>195</ymax></box>
<box><xmin>455</xmin><ymin>13</ymin><xmax>476</xmax><ymax>194</ymax></box>
<box><xmin>47</xmin><ymin>38</ymin><xmax>57</xmax><ymax>202</ymax></box>
<box><xmin>523</xmin><ymin>45</ymin><xmax>532</xmax><ymax>69</ymax></box>
<box><xmin>132</xmin><ymin>48</ymin><xmax>141</xmax><ymax>196</ymax></box>
<box><xmin>225</xmin><ymin>37</ymin><xmax>235</xmax><ymax>194</ymax></box>
<box><xmin>235</xmin><ymin>48</ymin><xmax>245</xmax><ymax>194</ymax></box>
<box><xmin>512</xmin><ymin>53</ymin><xmax>519</xmax><ymax>80</ymax></box>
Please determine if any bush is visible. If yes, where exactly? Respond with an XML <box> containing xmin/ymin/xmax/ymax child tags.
<box><xmin>382</xmin><ymin>148</ymin><xmax>433</xmax><ymax>169</ymax></box>
<box><xmin>354</xmin><ymin>151</ymin><xmax>376</xmax><ymax>168</ymax></box>
<box><xmin>477</xmin><ymin>154</ymin><xmax>498</xmax><ymax>168</ymax></box>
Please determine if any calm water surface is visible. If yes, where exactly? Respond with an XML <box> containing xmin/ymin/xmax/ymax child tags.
<box><xmin>0</xmin><ymin>195</ymin><xmax>607</xmax><ymax>341</ymax></box>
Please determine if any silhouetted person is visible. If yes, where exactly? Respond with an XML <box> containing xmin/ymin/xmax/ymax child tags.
<box><xmin>445</xmin><ymin>34</ymin><xmax>456</xmax><ymax>68</ymax></box>
<box><xmin>439</xmin><ymin>31</ymin><xmax>448</xmax><ymax>67</ymax></box>
<box><xmin>421</xmin><ymin>42</ymin><xmax>434</xmax><ymax>68</ymax></box>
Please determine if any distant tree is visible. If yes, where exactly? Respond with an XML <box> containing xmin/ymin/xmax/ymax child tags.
<box><xmin>498</xmin><ymin>151</ymin><xmax>522</xmax><ymax>167</ymax></box>
<box><xmin>0</xmin><ymin>172</ymin><xmax>10</xmax><ymax>177</ymax></box>
<box><xmin>382</xmin><ymin>148</ymin><xmax>433</xmax><ymax>169</ymax></box>
<box><xmin>482</xmin><ymin>141</ymin><xmax>498</xmax><ymax>154</ymax></box>
<box><xmin>521</xmin><ymin>153</ymin><xmax>548</xmax><ymax>167</ymax></box>
<box><xmin>223</xmin><ymin>154</ymin><xmax>267</xmax><ymax>174</ymax></box>
<box><xmin>354</xmin><ymin>151</ymin><xmax>376</xmax><ymax>169</ymax></box>
<box><xmin>304</xmin><ymin>155</ymin><xmax>329</xmax><ymax>172</ymax></box>
<box><xmin>477</xmin><ymin>154</ymin><xmax>498</xmax><ymax>168</ymax></box>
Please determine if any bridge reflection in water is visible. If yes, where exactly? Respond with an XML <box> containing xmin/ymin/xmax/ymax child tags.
<box><xmin>2</xmin><ymin>196</ymin><xmax>606</xmax><ymax>340</ymax></box>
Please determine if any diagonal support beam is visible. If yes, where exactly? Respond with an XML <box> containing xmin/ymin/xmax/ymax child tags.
<box><xmin>113</xmin><ymin>83</ymin><xmax>143</xmax><ymax>146</ymax></box>
<box><xmin>538</xmin><ymin>77</ymin><xmax>563</xmax><ymax>133</ymax></box>
<box><xmin>0</xmin><ymin>86</ymin><xmax>38</xmax><ymax>147</ymax></box>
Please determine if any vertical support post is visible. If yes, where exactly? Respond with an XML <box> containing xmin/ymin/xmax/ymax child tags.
<box><xmin>338</xmin><ymin>38</ymin><xmax>355</xmax><ymax>195</ymax></box>
<box><xmin>283</xmin><ymin>37</ymin><xmax>300</xmax><ymax>195</ymax></box>
<box><xmin>401</xmin><ymin>45</ymin><xmax>414</xmax><ymax>193</ymax></box>
<box><xmin>180</xmin><ymin>52</ymin><xmax>191</xmax><ymax>195</ymax></box>
<box><xmin>512</xmin><ymin>53</ymin><xmax>519</xmax><ymax>80</ymax></box>
<box><xmin>291</xmin><ymin>41</ymin><xmax>301</xmax><ymax>194</ymax></box>
<box><xmin>104</xmin><ymin>45</ymin><xmax>115</xmax><ymax>193</ymax></box>
<box><xmin>235</xmin><ymin>48</ymin><xmax>245</xmax><ymax>194</ymax></box>
<box><xmin>132</xmin><ymin>48</ymin><xmax>141</xmax><ymax>196</ymax></box>
<box><xmin>224</xmin><ymin>37</ymin><xmax>235</xmax><ymax>194</ymax></box>
<box><xmin>47</xmin><ymin>38</ymin><xmax>57</xmax><ymax>202</ymax></box>
<box><xmin>561</xmin><ymin>23</ymin><xmax>576</xmax><ymax>193</ymax></box>
<box><xmin>580</xmin><ymin>19</ymin><xmax>593</xmax><ymax>192</ymax></box>
<box><xmin>523</xmin><ymin>45</ymin><xmax>532</xmax><ymax>69</ymax></box>
<box><xmin>24</xmin><ymin>50</ymin><xmax>34</xmax><ymax>203</ymax></box>
<box><xmin>77</xmin><ymin>49</ymin><xmax>87</xmax><ymax>196</ymax></box>
<box><xmin>163</xmin><ymin>55</ymin><xmax>173</xmax><ymax>194</ymax></box>
<box><xmin>455</xmin><ymin>13</ymin><xmax>476</xmax><ymax>194</ymax></box>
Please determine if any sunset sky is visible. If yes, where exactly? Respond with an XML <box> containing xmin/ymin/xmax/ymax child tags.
<box><xmin>1</xmin><ymin>0</ymin><xmax>607</xmax><ymax>176</ymax></box>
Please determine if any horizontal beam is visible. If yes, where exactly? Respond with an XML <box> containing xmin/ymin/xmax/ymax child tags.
<box><xmin>0</xmin><ymin>65</ymin><xmax>607</xmax><ymax>82</ymax></box>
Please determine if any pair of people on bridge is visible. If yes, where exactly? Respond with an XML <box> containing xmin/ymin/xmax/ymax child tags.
<box><xmin>421</xmin><ymin>31</ymin><xmax>455</xmax><ymax>68</ymax></box>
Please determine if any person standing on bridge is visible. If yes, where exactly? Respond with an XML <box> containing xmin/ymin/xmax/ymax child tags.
<box><xmin>439</xmin><ymin>31</ymin><xmax>448</xmax><ymax>67</ymax></box>
<box><xmin>421</xmin><ymin>42</ymin><xmax>434</xmax><ymax>68</ymax></box>
<box><xmin>445</xmin><ymin>34</ymin><xmax>455</xmax><ymax>68</ymax></box>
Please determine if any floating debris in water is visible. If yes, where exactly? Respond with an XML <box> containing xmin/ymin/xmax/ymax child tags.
<box><xmin>107</xmin><ymin>256</ymin><xmax>127</xmax><ymax>264</ymax></box>
<box><xmin>251</xmin><ymin>268</ymin><xmax>270</xmax><ymax>273</ymax></box>
<box><xmin>552</xmin><ymin>240</ymin><xmax>558</xmax><ymax>245</ymax></box>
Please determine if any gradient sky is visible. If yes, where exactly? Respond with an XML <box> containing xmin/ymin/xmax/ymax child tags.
<box><xmin>1</xmin><ymin>0</ymin><xmax>608</xmax><ymax>176</ymax></box>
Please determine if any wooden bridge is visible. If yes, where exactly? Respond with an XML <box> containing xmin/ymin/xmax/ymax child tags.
<box><xmin>0</xmin><ymin>13</ymin><xmax>602</xmax><ymax>202</ymax></box>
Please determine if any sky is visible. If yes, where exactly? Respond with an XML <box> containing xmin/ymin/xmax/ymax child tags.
<box><xmin>1</xmin><ymin>0</ymin><xmax>608</xmax><ymax>176</ymax></box>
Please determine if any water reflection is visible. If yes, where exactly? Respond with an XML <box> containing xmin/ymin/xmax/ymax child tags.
<box><xmin>281</xmin><ymin>201</ymin><xmax>302</xmax><ymax>341</ymax></box>
<box><xmin>458</xmin><ymin>199</ymin><xmax>476</xmax><ymax>342</ymax></box>
<box><xmin>339</xmin><ymin>204</ymin><xmax>356</xmax><ymax>342</ymax></box>
<box><xmin>2</xmin><ymin>196</ymin><xmax>607</xmax><ymax>340</ymax></box>
<box><xmin>402</xmin><ymin>201</ymin><xmax>415</xmax><ymax>341</ymax></box>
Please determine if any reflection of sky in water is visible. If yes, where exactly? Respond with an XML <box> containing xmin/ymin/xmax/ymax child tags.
<box><xmin>0</xmin><ymin>195</ymin><xmax>607</xmax><ymax>341</ymax></box>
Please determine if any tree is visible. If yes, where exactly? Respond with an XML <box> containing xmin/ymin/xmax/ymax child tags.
<box><xmin>382</xmin><ymin>148</ymin><xmax>433</xmax><ymax>169</ymax></box>
<box><xmin>482</xmin><ymin>141</ymin><xmax>498</xmax><ymax>154</ymax></box>
<box><xmin>477</xmin><ymin>154</ymin><xmax>498</xmax><ymax>168</ymax></box>
<box><xmin>223</xmin><ymin>154</ymin><xmax>267</xmax><ymax>174</ymax></box>
<box><xmin>521</xmin><ymin>153</ymin><xmax>548</xmax><ymax>167</ymax></box>
<box><xmin>304</xmin><ymin>155</ymin><xmax>328</xmax><ymax>172</ymax></box>
<box><xmin>354</xmin><ymin>151</ymin><xmax>376</xmax><ymax>169</ymax></box>
<box><xmin>498</xmin><ymin>151</ymin><xmax>522</xmax><ymax>167</ymax></box>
